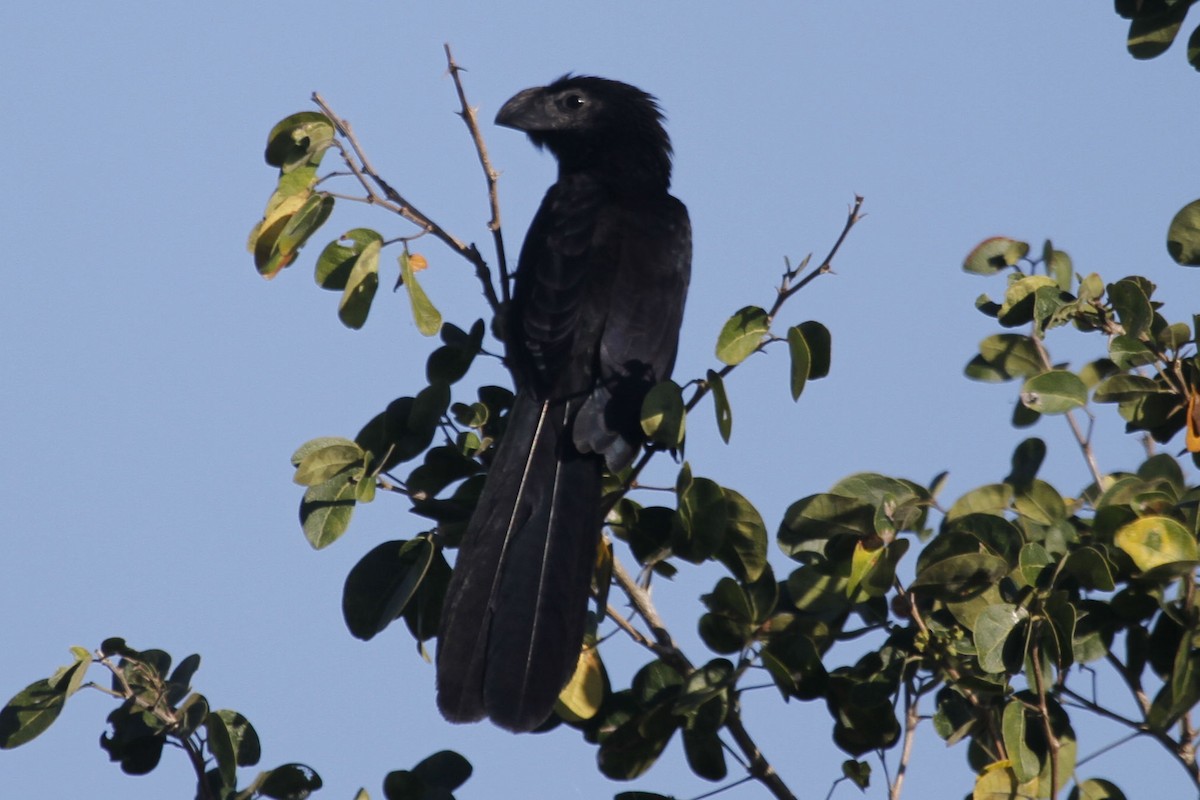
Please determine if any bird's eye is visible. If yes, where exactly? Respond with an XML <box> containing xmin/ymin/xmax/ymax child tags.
<box><xmin>564</xmin><ymin>94</ymin><xmax>586</xmax><ymax>110</ymax></box>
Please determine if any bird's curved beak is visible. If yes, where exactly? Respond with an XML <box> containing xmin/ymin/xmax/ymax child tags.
<box><xmin>495</xmin><ymin>86</ymin><xmax>546</xmax><ymax>131</ymax></box>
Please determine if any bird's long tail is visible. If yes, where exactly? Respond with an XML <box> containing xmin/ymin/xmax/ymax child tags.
<box><xmin>436</xmin><ymin>390</ymin><xmax>602</xmax><ymax>732</ymax></box>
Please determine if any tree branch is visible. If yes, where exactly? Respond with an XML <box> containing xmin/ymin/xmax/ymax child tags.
<box><xmin>443</xmin><ymin>44</ymin><xmax>510</xmax><ymax>305</ymax></box>
<box><xmin>310</xmin><ymin>92</ymin><xmax>502</xmax><ymax>315</ymax></box>
<box><xmin>889</xmin><ymin>680</ymin><xmax>922</xmax><ymax>800</ymax></box>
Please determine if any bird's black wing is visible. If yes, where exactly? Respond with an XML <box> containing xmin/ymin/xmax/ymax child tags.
<box><xmin>571</xmin><ymin>195</ymin><xmax>692</xmax><ymax>470</ymax></box>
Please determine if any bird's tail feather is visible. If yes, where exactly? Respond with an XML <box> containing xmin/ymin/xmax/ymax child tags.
<box><xmin>436</xmin><ymin>390</ymin><xmax>601</xmax><ymax>731</ymax></box>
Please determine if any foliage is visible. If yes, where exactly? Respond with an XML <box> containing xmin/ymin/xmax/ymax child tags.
<box><xmin>250</xmin><ymin>74</ymin><xmax>1200</xmax><ymax>800</ymax></box>
<box><xmin>0</xmin><ymin>641</ymin><xmax>470</xmax><ymax>800</ymax></box>
<box><xmin>1115</xmin><ymin>0</ymin><xmax>1200</xmax><ymax>71</ymax></box>
<box><xmin>8</xmin><ymin>35</ymin><xmax>1200</xmax><ymax>800</ymax></box>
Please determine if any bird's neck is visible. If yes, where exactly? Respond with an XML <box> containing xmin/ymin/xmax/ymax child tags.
<box><xmin>552</xmin><ymin>139</ymin><xmax>671</xmax><ymax>194</ymax></box>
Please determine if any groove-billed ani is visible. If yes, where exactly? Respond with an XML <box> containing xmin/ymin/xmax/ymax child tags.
<box><xmin>436</xmin><ymin>76</ymin><xmax>691</xmax><ymax>732</ymax></box>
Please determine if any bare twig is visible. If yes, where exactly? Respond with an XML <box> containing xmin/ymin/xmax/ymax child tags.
<box><xmin>310</xmin><ymin>92</ymin><xmax>502</xmax><ymax>314</ymax></box>
<box><xmin>889</xmin><ymin>681</ymin><xmax>922</xmax><ymax>800</ymax></box>
<box><xmin>766</xmin><ymin>194</ymin><xmax>864</xmax><ymax>324</ymax></box>
<box><xmin>444</xmin><ymin>44</ymin><xmax>510</xmax><ymax>305</ymax></box>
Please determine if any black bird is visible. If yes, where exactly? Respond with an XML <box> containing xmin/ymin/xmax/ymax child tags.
<box><xmin>436</xmin><ymin>76</ymin><xmax>691</xmax><ymax>732</ymax></box>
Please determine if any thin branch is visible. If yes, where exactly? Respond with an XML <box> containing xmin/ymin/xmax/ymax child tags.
<box><xmin>1028</xmin><ymin>332</ymin><xmax>1104</xmax><ymax>487</ymax></box>
<box><xmin>610</xmin><ymin>551</ymin><xmax>795</xmax><ymax>799</ymax></box>
<box><xmin>687</xmin><ymin>775</ymin><xmax>754</xmax><ymax>800</ymax></box>
<box><xmin>443</xmin><ymin>44</ymin><xmax>510</xmax><ymax>304</ymax></box>
<box><xmin>724</xmin><ymin>704</ymin><xmax>799</xmax><ymax>800</ymax></box>
<box><xmin>1061</xmin><ymin>684</ymin><xmax>1200</xmax><ymax>787</ymax></box>
<box><xmin>767</xmin><ymin>195</ymin><xmax>864</xmax><ymax>323</ymax></box>
<box><xmin>686</xmin><ymin>195</ymin><xmax>865</xmax><ymax>417</ymax></box>
<box><xmin>1029</xmin><ymin>636</ymin><xmax>1060</xmax><ymax>799</ymax></box>
<box><xmin>604</xmin><ymin>603</ymin><xmax>657</xmax><ymax>652</ymax></box>
<box><xmin>310</xmin><ymin>92</ymin><xmax>502</xmax><ymax>315</ymax></box>
<box><xmin>889</xmin><ymin>681</ymin><xmax>922</xmax><ymax>800</ymax></box>
<box><xmin>609</xmin><ymin>555</ymin><xmax>688</xmax><ymax>671</ymax></box>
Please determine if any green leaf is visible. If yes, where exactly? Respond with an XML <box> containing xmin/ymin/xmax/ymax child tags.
<box><xmin>673</xmin><ymin>477</ymin><xmax>728</xmax><ymax>563</ymax></box>
<box><xmin>1017</xmin><ymin>542</ymin><xmax>1052</xmax><ymax>587</ymax></box>
<box><xmin>342</xmin><ymin>538</ymin><xmax>435</xmax><ymax>640</ymax></box>
<box><xmin>315</xmin><ymin>228</ymin><xmax>383</xmax><ymax>291</ymax></box>
<box><xmin>761</xmin><ymin>634</ymin><xmax>826</xmax><ymax>700</ymax></box>
<box><xmin>798</xmin><ymin>320</ymin><xmax>831</xmax><ymax>379</ymax></box>
<box><xmin>777</xmin><ymin>493</ymin><xmax>875</xmax><ymax>559</ymax></box>
<box><xmin>682</xmin><ymin>725</ymin><xmax>726</xmax><ymax>781</ymax></box>
<box><xmin>259</xmin><ymin>763</ymin><xmax>323</xmax><ymax>800</ymax></box>
<box><xmin>1107</xmin><ymin>279</ymin><xmax>1153</xmax><ymax>339</ymax></box>
<box><xmin>398</xmin><ymin>251</ymin><xmax>442</xmax><ymax>336</ymax></box>
<box><xmin>1108</xmin><ymin>334</ymin><xmax>1156</xmax><ymax>369</ymax></box>
<box><xmin>205</xmin><ymin>712</ymin><xmax>237</xmax><ymax>788</ymax></box>
<box><xmin>597</xmin><ymin>710</ymin><xmax>676</xmax><ymax>781</ymax></box>
<box><xmin>265</xmin><ymin>112</ymin><xmax>335</xmax><ymax>172</ymax></box>
<box><xmin>1063</xmin><ymin>546</ymin><xmax>1115</xmax><ymax>591</ymax></box>
<box><xmin>1093</xmin><ymin>373</ymin><xmax>1168</xmax><ymax>403</ymax></box>
<box><xmin>293</xmin><ymin>441</ymin><xmax>363</xmax><ymax>486</ymax></box>
<box><xmin>965</xmin><ymin>334</ymin><xmax>1042</xmax><ymax>382</ymax></box>
<box><xmin>401</xmin><ymin>546</ymin><xmax>451</xmax><ymax>643</ymax></box>
<box><xmin>1127</xmin><ymin>2</ymin><xmax>1190</xmax><ymax>59</ymax></box>
<box><xmin>274</xmin><ymin>193</ymin><xmax>333</xmax><ymax>265</ymax></box>
<box><xmin>1020</xmin><ymin>370</ymin><xmax>1086</xmax><ymax>414</ymax></box>
<box><xmin>411</xmin><ymin>750</ymin><xmax>473</xmax><ymax>792</ymax></box>
<box><xmin>1002</xmin><ymin>698</ymin><xmax>1039</xmax><ymax>783</ymax></box>
<box><xmin>1069</xmin><ymin>778</ymin><xmax>1127</xmax><ymax>800</ymax></box>
<box><xmin>848</xmin><ymin>539</ymin><xmax>910</xmax><ymax>599</ymax></box>
<box><xmin>381</xmin><ymin>770</ymin><xmax>425</xmax><ymax>800</ymax></box>
<box><xmin>963</xmin><ymin>237</ymin><xmax>1029</xmax><ymax>275</ymax></box>
<box><xmin>1044</xmin><ymin>241</ymin><xmax>1073</xmax><ymax>291</ymax></box>
<box><xmin>299</xmin><ymin>470</ymin><xmax>358</xmax><ymax>549</ymax></box>
<box><xmin>1005</xmin><ymin>437</ymin><xmax>1046</xmax><ymax>488</ymax></box>
<box><xmin>1167</xmin><ymin>198</ymin><xmax>1200</xmax><ymax>266</ymax></box>
<box><xmin>716</xmin><ymin>489</ymin><xmax>768</xmax><ymax>582</ymax></box>
<box><xmin>250</xmin><ymin>190</ymin><xmax>311</xmax><ymax>278</ymax></box>
<box><xmin>786</xmin><ymin>325</ymin><xmax>810</xmax><ymax>401</ymax></box>
<box><xmin>841</xmin><ymin>759</ymin><xmax>871</xmax><ymax>790</ymax></box>
<box><xmin>426</xmin><ymin>320</ymin><xmax>483</xmax><ymax>385</ymax></box>
<box><xmin>974</xmin><ymin>603</ymin><xmax>1026</xmax><ymax>673</ymax></box>
<box><xmin>175</xmin><ymin>693</ymin><xmax>209</xmax><ymax>739</ymax></box>
<box><xmin>1013</xmin><ymin>479</ymin><xmax>1066</xmax><ymax>526</ymax></box>
<box><xmin>0</xmin><ymin>674</ymin><xmax>75</xmax><ymax>749</ymax></box>
<box><xmin>706</xmin><ymin>369</ymin><xmax>732</xmax><ymax>443</ymax></box>
<box><xmin>1114</xmin><ymin>515</ymin><xmax>1199</xmax><ymax>571</ymax></box>
<box><xmin>999</xmin><ymin>275</ymin><xmax>1057</xmax><ymax>327</ymax></box>
<box><xmin>641</xmin><ymin>380</ymin><xmax>686</xmax><ymax>448</ymax></box>
<box><xmin>215</xmin><ymin>709</ymin><xmax>261</xmax><ymax>767</ymax></box>
<box><xmin>338</xmin><ymin>237</ymin><xmax>381</xmax><ymax>329</ymax></box>
<box><xmin>945</xmin><ymin>483</ymin><xmax>1013</xmax><ymax>521</ymax></box>
<box><xmin>715</xmin><ymin>306</ymin><xmax>769</xmax><ymax>365</ymax></box>
<box><xmin>910</xmin><ymin>552</ymin><xmax>1010</xmax><ymax>600</ymax></box>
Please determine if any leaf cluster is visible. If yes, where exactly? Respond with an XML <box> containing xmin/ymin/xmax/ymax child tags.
<box><xmin>252</xmin><ymin>92</ymin><xmax>1200</xmax><ymax>800</ymax></box>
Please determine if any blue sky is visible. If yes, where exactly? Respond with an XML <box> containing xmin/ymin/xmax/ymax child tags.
<box><xmin>3</xmin><ymin>3</ymin><xmax>1198</xmax><ymax>799</ymax></box>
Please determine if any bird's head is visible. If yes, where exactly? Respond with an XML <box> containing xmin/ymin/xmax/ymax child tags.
<box><xmin>496</xmin><ymin>75</ymin><xmax>673</xmax><ymax>188</ymax></box>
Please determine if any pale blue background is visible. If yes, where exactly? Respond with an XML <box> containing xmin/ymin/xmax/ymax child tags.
<box><xmin>3</xmin><ymin>4</ymin><xmax>1198</xmax><ymax>798</ymax></box>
